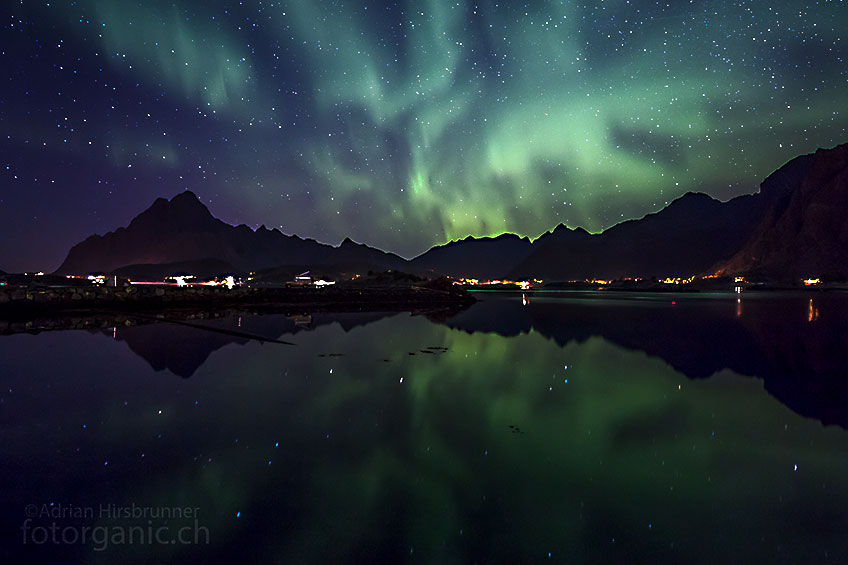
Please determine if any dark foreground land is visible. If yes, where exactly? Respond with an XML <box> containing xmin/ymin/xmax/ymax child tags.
<box><xmin>0</xmin><ymin>280</ymin><xmax>474</xmax><ymax>318</ymax></box>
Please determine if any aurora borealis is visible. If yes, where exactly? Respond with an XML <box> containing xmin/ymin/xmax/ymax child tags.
<box><xmin>1</xmin><ymin>1</ymin><xmax>847</xmax><ymax>271</ymax></box>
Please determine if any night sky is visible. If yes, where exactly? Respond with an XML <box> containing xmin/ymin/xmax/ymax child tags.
<box><xmin>1</xmin><ymin>1</ymin><xmax>846</xmax><ymax>272</ymax></box>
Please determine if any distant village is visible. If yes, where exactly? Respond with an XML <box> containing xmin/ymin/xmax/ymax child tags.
<box><xmin>0</xmin><ymin>268</ymin><xmax>830</xmax><ymax>294</ymax></box>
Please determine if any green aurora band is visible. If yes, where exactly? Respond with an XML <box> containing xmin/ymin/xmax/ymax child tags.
<box><xmin>2</xmin><ymin>0</ymin><xmax>847</xmax><ymax>268</ymax></box>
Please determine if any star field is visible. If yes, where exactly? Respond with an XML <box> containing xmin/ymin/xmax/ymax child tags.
<box><xmin>1</xmin><ymin>0</ymin><xmax>846</xmax><ymax>271</ymax></box>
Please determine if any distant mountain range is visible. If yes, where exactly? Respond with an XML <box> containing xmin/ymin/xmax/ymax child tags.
<box><xmin>56</xmin><ymin>191</ymin><xmax>408</xmax><ymax>278</ymax></box>
<box><xmin>55</xmin><ymin>143</ymin><xmax>848</xmax><ymax>281</ymax></box>
<box><xmin>414</xmin><ymin>142</ymin><xmax>847</xmax><ymax>281</ymax></box>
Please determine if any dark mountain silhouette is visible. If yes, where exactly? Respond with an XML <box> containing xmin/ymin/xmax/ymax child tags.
<box><xmin>409</xmin><ymin>233</ymin><xmax>534</xmax><ymax>279</ymax></box>
<box><xmin>333</xmin><ymin>237</ymin><xmax>408</xmax><ymax>271</ymax></box>
<box><xmin>53</xmin><ymin>143</ymin><xmax>847</xmax><ymax>282</ymax></box>
<box><xmin>717</xmin><ymin>143</ymin><xmax>848</xmax><ymax>279</ymax></box>
<box><xmin>510</xmin><ymin>191</ymin><xmax>763</xmax><ymax>280</ymax></box>
<box><xmin>55</xmin><ymin>191</ymin><xmax>406</xmax><ymax>276</ymax></box>
<box><xmin>415</xmin><ymin>143</ymin><xmax>843</xmax><ymax>281</ymax></box>
<box><xmin>409</xmin><ymin>190</ymin><xmax>763</xmax><ymax>281</ymax></box>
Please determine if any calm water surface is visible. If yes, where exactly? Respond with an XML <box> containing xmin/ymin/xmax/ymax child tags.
<box><xmin>1</xmin><ymin>291</ymin><xmax>848</xmax><ymax>563</ymax></box>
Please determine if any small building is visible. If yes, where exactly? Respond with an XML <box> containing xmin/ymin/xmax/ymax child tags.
<box><xmin>288</xmin><ymin>271</ymin><xmax>312</xmax><ymax>287</ymax></box>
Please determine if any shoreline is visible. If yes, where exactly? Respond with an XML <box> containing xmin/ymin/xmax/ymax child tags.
<box><xmin>0</xmin><ymin>283</ymin><xmax>475</xmax><ymax>336</ymax></box>
<box><xmin>0</xmin><ymin>303</ymin><xmax>470</xmax><ymax>338</ymax></box>
<box><xmin>0</xmin><ymin>283</ymin><xmax>475</xmax><ymax>313</ymax></box>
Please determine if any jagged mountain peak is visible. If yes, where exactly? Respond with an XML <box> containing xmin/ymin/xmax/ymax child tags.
<box><xmin>50</xmin><ymin>142</ymin><xmax>848</xmax><ymax>281</ymax></box>
<box><xmin>127</xmin><ymin>190</ymin><xmax>216</xmax><ymax>233</ymax></box>
<box><xmin>171</xmin><ymin>189</ymin><xmax>203</xmax><ymax>204</ymax></box>
<box><xmin>54</xmin><ymin>192</ymin><xmax>406</xmax><ymax>275</ymax></box>
<box><xmin>149</xmin><ymin>190</ymin><xmax>209</xmax><ymax>215</ymax></box>
<box><xmin>671</xmin><ymin>191</ymin><xmax>718</xmax><ymax>205</ymax></box>
<box><xmin>549</xmin><ymin>224</ymin><xmax>591</xmax><ymax>236</ymax></box>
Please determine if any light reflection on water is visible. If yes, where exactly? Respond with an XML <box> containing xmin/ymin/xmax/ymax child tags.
<box><xmin>1</xmin><ymin>292</ymin><xmax>848</xmax><ymax>563</ymax></box>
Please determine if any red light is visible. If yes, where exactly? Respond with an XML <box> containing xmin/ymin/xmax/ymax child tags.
<box><xmin>671</xmin><ymin>301</ymin><xmax>676</xmax><ymax>305</ymax></box>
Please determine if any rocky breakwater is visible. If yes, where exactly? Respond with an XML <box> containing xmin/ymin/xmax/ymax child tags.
<box><xmin>0</xmin><ymin>284</ymin><xmax>238</xmax><ymax>310</ymax></box>
<box><xmin>0</xmin><ymin>281</ymin><xmax>475</xmax><ymax>313</ymax></box>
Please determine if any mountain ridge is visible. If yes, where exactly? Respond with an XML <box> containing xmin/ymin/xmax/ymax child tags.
<box><xmin>55</xmin><ymin>191</ymin><xmax>407</xmax><ymax>276</ymax></box>
<box><xmin>716</xmin><ymin>144</ymin><xmax>848</xmax><ymax>279</ymax></box>
<box><xmin>53</xmin><ymin>142</ymin><xmax>848</xmax><ymax>281</ymax></box>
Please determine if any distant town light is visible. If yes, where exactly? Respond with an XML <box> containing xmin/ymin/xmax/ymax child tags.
<box><xmin>166</xmin><ymin>274</ymin><xmax>195</xmax><ymax>287</ymax></box>
<box><xmin>660</xmin><ymin>276</ymin><xmax>694</xmax><ymax>285</ymax></box>
<box><xmin>803</xmin><ymin>278</ymin><xmax>821</xmax><ymax>286</ymax></box>
<box><xmin>456</xmin><ymin>277</ymin><xmax>534</xmax><ymax>288</ymax></box>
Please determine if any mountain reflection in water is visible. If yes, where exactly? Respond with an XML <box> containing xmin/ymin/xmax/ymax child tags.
<box><xmin>2</xmin><ymin>291</ymin><xmax>848</xmax><ymax>563</ymax></box>
<box><xmin>449</xmin><ymin>291</ymin><xmax>848</xmax><ymax>428</ymax></box>
<box><xmin>106</xmin><ymin>291</ymin><xmax>848</xmax><ymax>427</ymax></box>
